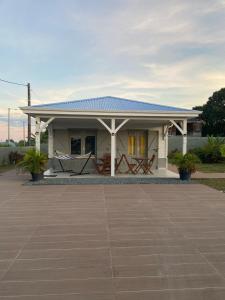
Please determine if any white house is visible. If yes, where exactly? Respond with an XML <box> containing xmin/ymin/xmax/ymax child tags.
<box><xmin>20</xmin><ymin>96</ymin><xmax>199</xmax><ymax>178</ymax></box>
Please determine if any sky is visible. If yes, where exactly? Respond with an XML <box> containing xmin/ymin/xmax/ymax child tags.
<box><xmin>0</xmin><ymin>0</ymin><xmax>225</xmax><ymax>141</ymax></box>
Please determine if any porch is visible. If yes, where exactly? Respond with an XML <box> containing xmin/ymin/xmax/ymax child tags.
<box><xmin>41</xmin><ymin>168</ymin><xmax>179</xmax><ymax>185</ymax></box>
<box><xmin>40</xmin><ymin>117</ymin><xmax>188</xmax><ymax>178</ymax></box>
<box><xmin>20</xmin><ymin>96</ymin><xmax>199</xmax><ymax>180</ymax></box>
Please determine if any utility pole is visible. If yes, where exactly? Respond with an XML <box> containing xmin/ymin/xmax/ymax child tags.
<box><xmin>23</xmin><ymin>121</ymin><xmax>26</xmax><ymax>146</ymax></box>
<box><xmin>8</xmin><ymin>108</ymin><xmax>10</xmax><ymax>146</ymax></box>
<box><xmin>27</xmin><ymin>83</ymin><xmax>31</xmax><ymax>145</ymax></box>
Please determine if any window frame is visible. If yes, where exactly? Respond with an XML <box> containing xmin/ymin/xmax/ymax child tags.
<box><xmin>70</xmin><ymin>131</ymin><xmax>96</xmax><ymax>156</ymax></box>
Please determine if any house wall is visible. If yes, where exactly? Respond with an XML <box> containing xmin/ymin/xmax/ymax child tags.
<box><xmin>51</xmin><ymin>128</ymin><xmax>160</xmax><ymax>172</ymax></box>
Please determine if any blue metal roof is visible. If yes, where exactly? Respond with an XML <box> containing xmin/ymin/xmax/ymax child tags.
<box><xmin>31</xmin><ymin>96</ymin><xmax>192</xmax><ymax>112</ymax></box>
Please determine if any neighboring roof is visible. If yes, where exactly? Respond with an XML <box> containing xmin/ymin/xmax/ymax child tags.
<box><xmin>24</xmin><ymin>96</ymin><xmax>194</xmax><ymax>113</ymax></box>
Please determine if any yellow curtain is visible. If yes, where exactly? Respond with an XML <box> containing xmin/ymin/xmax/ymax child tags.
<box><xmin>139</xmin><ymin>135</ymin><xmax>146</xmax><ymax>157</ymax></box>
<box><xmin>128</xmin><ymin>136</ymin><xmax>136</xmax><ymax>156</ymax></box>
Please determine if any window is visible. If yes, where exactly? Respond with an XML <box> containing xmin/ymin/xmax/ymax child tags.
<box><xmin>85</xmin><ymin>136</ymin><xmax>96</xmax><ymax>155</ymax></box>
<box><xmin>71</xmin><ymin>134</ymin><xmax>96</xmax><ymax>155</ymax></box>
<box><xmin>71</xmin><ymin>138</ymin><xmax>81</xmax><ymax>155</ymax></box>
<box><xmin>128</xmin><ymin>135</ymin><xmax>136</xmax><ymax>156</ymax></box>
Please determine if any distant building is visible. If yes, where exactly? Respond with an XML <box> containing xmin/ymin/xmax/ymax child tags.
<box><xmin>169</xmin><ymin>118</ymin><xmax>202</xmax><ymax>137</ymax></box>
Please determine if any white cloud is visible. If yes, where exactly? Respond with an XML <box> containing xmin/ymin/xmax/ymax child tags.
<box><xmin>1</xmin><ymin>0</ymin><xmax>225</xmax><ymax>136</ymax></box>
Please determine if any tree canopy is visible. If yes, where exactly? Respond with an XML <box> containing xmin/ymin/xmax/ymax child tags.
<box><xmin>193</xmin><ymin>88</ymin><xmax>225</xmax><ymax>136</ymax></box>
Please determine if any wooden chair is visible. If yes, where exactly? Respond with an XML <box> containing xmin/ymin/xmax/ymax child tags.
<box><xmin>122</xmin><ymin>154</ymin><xmax>137</xmax><ymax>174</ymax></box>
<box><xmin>142</xmin><ymin>154</ymin><xmax>156</xmax><ymax>174</ymax></box>
<box><xmin>115</xmin><ymin>155</ymin><xmax>124</xmax><ymax>173</ymax></box>
<box><xmin>94</xmin><ymin>154</ymin><xmax>111</xmax><ymax>175</ymax></box>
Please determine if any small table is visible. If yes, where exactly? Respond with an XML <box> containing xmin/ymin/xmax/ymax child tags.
<box><xmin>133</xmin><ymin>157</ymin><xmax>154</xmax><ymax>175</ymax></box>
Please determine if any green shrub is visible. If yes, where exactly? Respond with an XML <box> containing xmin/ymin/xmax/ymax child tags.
<box><xmin>191</xmin><ymin>136</ymin><xmax>225</xmax><ymax>163</ymax></box>
<box><xmin>17</xmin><ymin>149</ymin><xmax>48</xmax><ymax>174</ymax></box>
<box><xmin>170</xmin><ymin>152</ymin><xmax>200</xmax><ymax>173</ymax></box>
<box><xmin>168</xmin><ymin>149</ymin><xmax>180</xmax><ymax>160</ymax></box>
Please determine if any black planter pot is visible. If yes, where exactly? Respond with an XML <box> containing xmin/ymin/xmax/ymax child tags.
<box><xmin>31</xmin><ymin>172</ymin><xmax>44</xmax><ymax>181</ymax></box>
<box><xmin>179</xmin><ymin>169</ymin><xmax>191</xmax><ymax>181</ymax></box>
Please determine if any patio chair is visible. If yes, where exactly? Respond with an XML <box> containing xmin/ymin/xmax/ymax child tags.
<box><xmin>94</xmin><ymin>154</ymin><xmax>111</xmax><ymax>175</ymax></box>
<box><xmin>122</xmin><ymin>154</ymin><xmax>137</xmax><ymax>174</ymax></box>
<box><xmin>115</xmin><ymin>154</ymin><xmax>124</xmax><ymax>173</ymax></box>
<box><xmin>142</xmin><ymin>154</ymin><xmax>156</xmax><ymax>174</ymax></box>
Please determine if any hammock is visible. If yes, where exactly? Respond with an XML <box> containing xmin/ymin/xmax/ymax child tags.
<box><xmin>54</xmin><ymin>151</ymin><xmax>92</xmax><ymax>175</ymax></box>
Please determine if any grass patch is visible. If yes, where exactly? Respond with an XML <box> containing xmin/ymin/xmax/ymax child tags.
<box><xmin>196</xmin><ymin>163</ymin><xmax>225</xmax><ymax>173</ymax></box>
<box><xmin>194</xmin><ymin>178</ymin><xmax>225</xmax><ymax>191</ymax></box>
<box><xmin>0</xmin><ymin>164</ymin><xmax>15</xmax><ymax>174</ymax></box>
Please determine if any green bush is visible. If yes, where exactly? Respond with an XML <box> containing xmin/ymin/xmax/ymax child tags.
<box><xmin>17</xmin><ymin>149</ymin><xmax>48</xmax><ymax>174</ymax></box>
<box><xmin>168</xmin><ymin>149</ymin><xmax>180</xmax><ymax>160</ymax></box>
<box><xmin>170</xmin><ymin>152</ymin><xmax>200</xmax><ymax>173</ymax></box>
<box><xmin>192</xmin><ymin>136</ymin><xmax>225</xmax><ymax>163</ymax></box>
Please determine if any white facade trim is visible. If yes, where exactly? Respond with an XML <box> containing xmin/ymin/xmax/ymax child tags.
<box><xmin>35</xmin><ymin>117</ymin><xmax>41</xmax><ymax>152</ymax></box>
<box><xmin>21</xmin><ymin>108</ymin><xmax>199</xmax><ymax>119</ymax></box>
<box><xmin>169</xmin><ymin>119</ymin><xmax>184</xmax><ymax>135</ymax></box>
<box><xmin>115</xmin><ymin>119</ymin><xmax>129</xmax><ymax>133</ymax></box>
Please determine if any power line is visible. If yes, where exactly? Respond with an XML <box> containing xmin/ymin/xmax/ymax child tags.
<box><xmin>0</xmin><ymin>77</ymin><xmax>32</xmax><ymax>144</ymax></box>
<box><xmin>0</xmin><ymin>78</ymin><xmax>27</xmax><ymax>87</ymax></box>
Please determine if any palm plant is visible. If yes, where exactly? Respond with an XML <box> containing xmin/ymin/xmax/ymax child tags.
<box><xmin>170</xmin><ymin>152</ymin><xmax>200</xmax><ymax>180</ymax></box>
<box><xmin>17</xmin><ymin>149</ymin><xmax>48</xmax><ymax>180</ymax></box>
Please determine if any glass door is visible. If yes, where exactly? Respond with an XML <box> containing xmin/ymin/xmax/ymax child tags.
<box><xmin>71</xmin><ymin>137</ymin><xmax>82</xmax><ymax>155</ymax></box>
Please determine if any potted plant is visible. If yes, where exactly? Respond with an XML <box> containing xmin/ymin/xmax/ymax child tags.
<box><xmin>17</xmin><ymin>149</ymin><xmax>48</xmax><ymax>181</ymax></box>
<box><xmin>170</xmin><ymin>152</ymin><xmax>200</xmax><ymax>181</ymax></box>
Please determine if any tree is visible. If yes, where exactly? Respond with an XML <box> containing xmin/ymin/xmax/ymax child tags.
<box><xmin>17</xmin><ymin>140</ymin><xmax>26</xmax><ymax>147</ymax></box>
<box><xmin>193</xmin><ymin>88</ymin><xmax>225</xmax><ymax>136</ymax></box>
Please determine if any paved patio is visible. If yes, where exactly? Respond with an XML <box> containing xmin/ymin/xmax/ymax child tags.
<box><xmin>1</xmin><ymin>171</ymin><xmax>225</xmax><ymax>299</ymax></box>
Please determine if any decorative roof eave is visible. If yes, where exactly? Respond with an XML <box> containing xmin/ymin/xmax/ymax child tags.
<box><xmin>20</xmin><ymin>107</ymin><xmax>200</xmax><ymax>119</ymax></box>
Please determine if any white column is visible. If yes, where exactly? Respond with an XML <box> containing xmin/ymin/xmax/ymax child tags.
<box><xmin>165</xmin><ymin>127</ymin><xmax>168</xmax><ymax>169</ymax></box>
<box><xmin>157</xmin><ymin>126</ymin><xmax>167</xmax><ymax>169</ymax></box>
<box><xmin>48</xmin><ymin>123</ymin><xmax>54</xmax><ymax>158</ymax></box>
<box><xmin>182</xmin><ymin>119</ymin><xmax>187</xmax><ymax>155</ymax></box>
<box><xmin>111</xmin><ymin>119</ymin><xmax>116</xmax><ymax>177</ymax></box>
<box><xmin>35</xmin><ymin>117</ymin><xmax>41</xmax><ymax>152</ymax></box>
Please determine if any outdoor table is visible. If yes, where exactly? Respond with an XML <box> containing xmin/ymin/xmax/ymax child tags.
<box><xmin>133</xmin><ymin>157</ymin><xmax>154</xmax><ymax>175</ymax></box>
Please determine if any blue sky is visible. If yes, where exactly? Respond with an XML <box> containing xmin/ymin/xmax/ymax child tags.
<box><xmin>0</xmin><ymin>0</ymin><xmax>225</xmax><ymax>140</ymax></box>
